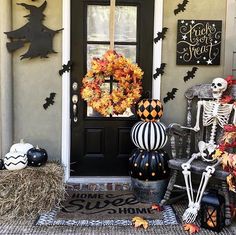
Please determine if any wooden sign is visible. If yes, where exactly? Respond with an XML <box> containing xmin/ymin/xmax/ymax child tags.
<box><xmin>176</xmin><ymin>20</ymin><xmax>222</xmax><ymax>65</ymax></box>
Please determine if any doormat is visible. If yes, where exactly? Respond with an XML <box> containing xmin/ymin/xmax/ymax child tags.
<box><xmin>36</xmin><ymin>191</ymin><xmax>179</xmax><ymax>226</ymax></box>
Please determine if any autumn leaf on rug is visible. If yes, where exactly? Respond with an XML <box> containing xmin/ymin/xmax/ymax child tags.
<box><xmin>132</xmin><ymin>216</ymin><xmax>149</xmax><ymax>229</ymax></box>
<box><xmin>183</xmin><ymin>223</ymin><xmax>200</xmax><ymax>234</ymax></box>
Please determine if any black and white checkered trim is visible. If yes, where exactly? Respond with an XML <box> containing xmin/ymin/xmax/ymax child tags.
<box><xmin>36</xmin><ymin>205</ymin><xmax>178</xmax><ymax>226</ymax></box>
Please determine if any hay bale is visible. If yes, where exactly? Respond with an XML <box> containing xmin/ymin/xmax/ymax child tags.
<box><xmin>0</xmin><ymin>162</ymin><xmax>65</xmax><ymax>219</ymax></box>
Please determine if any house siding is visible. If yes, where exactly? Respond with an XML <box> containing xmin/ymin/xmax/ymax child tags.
<box><xmin>0</xmin><ymin>0</ymin><xmax>227</xmax><ymax>163</ymax></box>
<box><xmin>12</xmin><ymin>0</ymin><xmax>62</xmax><ymax>161</ymax></box>
<box><xmin>161</xmin><ymin>0</ymin><xmax>226</xmax><ymax>126</ymax></box>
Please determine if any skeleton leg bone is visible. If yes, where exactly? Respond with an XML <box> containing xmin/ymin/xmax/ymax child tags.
<box><xmin>182</xmin><ymin>159</ymin><xmax>222</xmax><ymax>223</ymax></box>
<box><xmin>181</xmin><ymin>154</ymin><xmax>200</xmax><ymax>219</ymax></box>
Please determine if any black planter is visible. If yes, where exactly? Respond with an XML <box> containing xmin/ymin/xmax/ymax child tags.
<box><xmin>131</xmin><ymin>177</ymin><xmax>168</xmax><ymax>203</ymax></box>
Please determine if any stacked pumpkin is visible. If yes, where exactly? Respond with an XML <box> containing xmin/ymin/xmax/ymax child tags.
<box><xmin>2</xmin><ymin>139</ymin><xmax>48</xmax><ymax>171</ymax></box>
<box><xmin>129</xmin><ymin>99</ymin><xmax>170</xmax><ymax>202</ymax></box>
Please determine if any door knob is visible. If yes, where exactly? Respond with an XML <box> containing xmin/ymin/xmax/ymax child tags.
<box><xmin>72</xmin><ymin>94</ymin><xmax>78</xmax><ymax>122</ymax></box>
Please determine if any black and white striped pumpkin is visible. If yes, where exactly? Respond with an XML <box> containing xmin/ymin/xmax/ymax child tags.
<box><xmin>4</xmin><ymin>151</ymin><xmax>28</xmax><ymax>170</ymax></box>
<box><xmin>129</xmin><ymin>148</ymin><xmax>169</xmax><ymax>181</ymax></box>
<box><xmin>130</xmin><ymin>121</ymin><xmax>167</xmax><ymax>151</ymax></box>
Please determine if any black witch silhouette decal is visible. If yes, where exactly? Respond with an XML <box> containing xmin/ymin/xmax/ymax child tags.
<box><xmin>5</xmin><ymin>1</ymin><xmax>62</xmax><ymax>59</ymax></box>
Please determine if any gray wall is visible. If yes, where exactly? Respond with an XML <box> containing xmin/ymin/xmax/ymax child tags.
<box><xmin>161</xmin><ymin>0</ymin><xmax>226</xmax><ymax>126</ymax></box>
<box><xmin>12</xmin><ymin>0</ymin><xmax>62</xmax><ymax>161</ymax></box>
<box><xmin>1</xmin><ymin>0</ymin><xmax>227</xmax><ymax>162</ymax></box>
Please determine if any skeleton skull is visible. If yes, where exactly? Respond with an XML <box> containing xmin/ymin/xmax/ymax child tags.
<box><xmin>211</xmin><ymin>77</ymin><xmax>228</xmax><ymax>100</ymax></box>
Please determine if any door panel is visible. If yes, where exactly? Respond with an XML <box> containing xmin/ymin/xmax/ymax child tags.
<box><xmin>117</xmin><ymin>128</ymin><xmax>134</xmax><ymax>156</ymax></box>
<box><xmin>85</xmin><ymin>128</ymin><xmax>105</xmax><ymax>157</ymax></box>
<box><xmin>71</xmin><ymin>0</ymin><xmax>154</xmax><ymax>176</ymax></box>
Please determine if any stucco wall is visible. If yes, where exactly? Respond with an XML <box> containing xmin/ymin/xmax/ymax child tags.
<box><xmin>12</xmin><ymin>0</ymin><xmax>62</xmax><ymax>161</ymax></box>
<box><xmin>161</xmin><ymin>0</ymin><xmax>226</xmax><ymax>126</ymax></box>
<box><xmin>8</xmin><ymin>0</ymin><xmax>227</xmax><ymax>162</ymax></box>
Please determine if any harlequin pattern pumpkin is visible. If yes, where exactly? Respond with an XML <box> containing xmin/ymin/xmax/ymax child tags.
<box><xmin>129</xmin><ymin>148</ymin><xmax>169</xmax><ymax>181</ymax></box>
<box><xmin>137</xmin><ymin>99</ymin><xmax>163</xmax><ymax>122</ymax></box>
<box><xmin>4</xmin><ymin>151</ymin><xmax>28</xmax><ymax>170</ymax></box>
<box><xmin>10</xmin><ymin>139</ymin><xmax>33</xmax><ymax>154</ymax></box>
<box><xmin>131</xmin><ymin>121</ymin><xmax>167</xmax><ymax>151</ymax></box>
<box><xmin>27</xmin><ymin>146</ymin><xmax>48</xmax><ymax>167</ymax></box>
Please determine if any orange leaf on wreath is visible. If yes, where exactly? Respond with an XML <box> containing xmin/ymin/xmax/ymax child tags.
<box><xmin>151</xmin><ymin>204</ymin><xmax>163</xmax><ymax>212</ymax></box>
<box><xmin>183</xmin><ymin>223</ymin><xmax>200</xmax><ymax>234</ymax></box>
<box><xmin>132</xmin><ymin>216</ymin><xmax>149</xmax><ymax>229</ymax></box>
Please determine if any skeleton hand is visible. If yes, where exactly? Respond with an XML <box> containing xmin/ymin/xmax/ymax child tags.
<box><xmin>193</xmin><ymin>125</ymin><xmax>200</xmax><ymax>132</ymax></box>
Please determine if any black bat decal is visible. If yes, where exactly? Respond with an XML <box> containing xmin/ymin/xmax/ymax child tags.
<box><xmin>154</xmin><ymin>27</ymin><xmax>168</xmax><ymax>43</ymax></box>
<box><xmin>163</xmin><ymin>88</ymin><xmax>178</xmax><ymax>103</ymax></box>
<box><xmin>174</xmin><ymin>0</ymin><xmax>189</xmax><ymax>15</ymax></box>
<box><xmin>184</xmin><ymin>67</ymin><xmax>198</xmax><ymax>82</ymax></box>
<box><xmin>43</xmin><ymin>92</ymin><xmax>56</xmax><ymax>110</ymax></box>
<box><xmin>59</xmin><ymin>60</ymin><xmax>73</xmax><ymax>76</ymax></box>
<box><xmin>153</xmin><ymin>63</ymin><xmax>166</xmax><ymax>79</ymax></box>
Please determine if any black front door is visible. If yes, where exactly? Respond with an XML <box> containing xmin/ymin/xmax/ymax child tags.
<box><xmin>71</xmin><ymin>0</ymin><xmax>154</xmax><ymax>176</ymax></box>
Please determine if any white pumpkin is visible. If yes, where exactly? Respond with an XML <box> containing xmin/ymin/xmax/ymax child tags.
<box><xmin>10</xmin><ymin>139</ymin><xmax>33</xmax><ymax>154</ymax></box>
<box><xmin>4</xmin><ymin>150</ymin><xmax>28</xmax><ymax>170</ymax></box>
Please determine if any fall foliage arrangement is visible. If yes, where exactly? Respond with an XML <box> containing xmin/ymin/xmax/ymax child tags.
<box><xmin>213</xmin><ymin>124</ymin><xmax>236</xmax><ymax>192</ymax></box>
<box><xmin>81</xmin><ymin>50</ymin><xmax>143</xmax><ymax>116</ymax></box>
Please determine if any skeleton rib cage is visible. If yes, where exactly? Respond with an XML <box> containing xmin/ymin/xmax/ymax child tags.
<box><xmin>202</xmin><ymin>101</ymin><xmax>234</xmax><ymax>128</ymax></box>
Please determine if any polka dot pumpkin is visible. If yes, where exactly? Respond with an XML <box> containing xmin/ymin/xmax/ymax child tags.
<box><xmin>129</xmin><ymin>148</ymin><xmax>170</xmax><ymax>181</ymax></box>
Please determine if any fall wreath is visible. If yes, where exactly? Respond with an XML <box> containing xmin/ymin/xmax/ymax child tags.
<box><xmin>81</xmin><ymin>50</ymin><xmax>143</xmax><ymax>116</ymax></box>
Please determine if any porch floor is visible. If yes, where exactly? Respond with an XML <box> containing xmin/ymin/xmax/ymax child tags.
<box><xmin>0</xmin><ymin>201</ymin><xmax>235</xmax><ymax>235</ymax></box>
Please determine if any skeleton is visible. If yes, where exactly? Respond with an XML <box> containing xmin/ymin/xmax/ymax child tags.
<box><xmin>181</xmin><ymin>77</ymin><xmax>236</xmax><ymax>223</ymax></box>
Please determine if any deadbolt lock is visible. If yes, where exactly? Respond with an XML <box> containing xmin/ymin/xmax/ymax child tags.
<box><xmin>72</xmin><ymin>82</ymin><xmax>78</xmax><ymax>91</ymax></box>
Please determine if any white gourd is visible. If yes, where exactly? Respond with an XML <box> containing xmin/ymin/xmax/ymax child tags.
<box><xmin>10</xmin><ymin>139</ymin><xmax>33</xmax><ymax>154</ymax></box>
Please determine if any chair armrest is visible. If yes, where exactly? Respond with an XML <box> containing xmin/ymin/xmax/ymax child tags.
<box><xmin>167</xmin><ymin>123</ymin><xmax>191</xmax><ymax>137</ymax></box>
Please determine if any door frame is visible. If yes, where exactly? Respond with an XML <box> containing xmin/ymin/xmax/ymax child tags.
<box><xmin>61</xmin><ymin>0</ymin><xmax>164</xmax><ymax>183</ymax></box>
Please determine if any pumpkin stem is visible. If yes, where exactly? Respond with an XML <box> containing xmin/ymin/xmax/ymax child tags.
<box><xmin>36</xmin><ymin>145</ymin><xmax>40</xmax><ymax>149</ymax></box>
<box><xmin>20</xmin><ymin>139</ymin><xmax>25</xmax><ymax>143</ymax></box>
